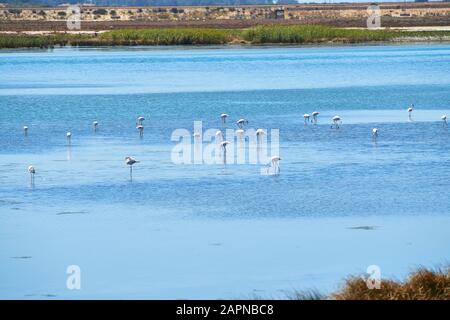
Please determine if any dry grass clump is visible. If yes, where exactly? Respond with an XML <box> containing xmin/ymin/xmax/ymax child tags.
<box><xmin>332</xmin><ymin>266</ymin><xmax>450</xmax><ymax>300</ymax></box>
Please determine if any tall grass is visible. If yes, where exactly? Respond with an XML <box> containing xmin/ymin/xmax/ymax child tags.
<box><xmin>0</xmin><ymin>34</ymin><xmax>96</xmax><ymax>48</ymax></box>
<box><xmin>1</xmin><ymin>26</ymin><xmax>450</xmax><ymax>48</ymax></box>
<box><xmin>0</xmin><ymin>35</ymin><xmax>58</xmax><ymax>48</ymax></box>
<box><xmin>242</xmin><ymin>25</ymin><xmax>398</xmax><ymax>44</ymax></box>
<box><xmin>100</xmin><ymin>28</ymin><xmax>233</xmax><ymax>45</ymax></box>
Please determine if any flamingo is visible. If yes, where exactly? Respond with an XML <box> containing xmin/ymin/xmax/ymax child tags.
<box><xmin>255</xmin><ymin>129</ymin><xmax>266</xmax><ymax>162</ymax></box>
<box><xmin>256</xmin><ymin>129</ymin><xmax>265</xmax><ymax>139</ymax></box>
<box><xmin>312</xmin><ymin>111</ymin><xmax>319</xmax><ymax>124</ymax></box>
<box><xmin>256</xmin><ymin>129</ymin><xmax>265</xmax><ymax>147</ymax></box>
<box><xmin>236</xmin><ymin>118</ymin><xmax>248</xmax><ymax>129</ymax></box>
<box><xmin>93</xmin><ymin>121</ymin><xmax>98</xmax><ymax>132</ymax></box>
<box><xmin>137</xmin><ymin>116</ymin><xmax>145</xmax><ymax>125</ymax></box>
<box><xmin>214</xmin><ymin>130</ymin><xmax>224</xmax><ymax>161</ymax></box>
<box><xmin>23</xmin><ymin>126</ymin><xmax>28</xmax><ymax>136</ymax></box>
<box><xmin>215</xmin><ymin>130</ymin><xmax>223</xmax><ymax>142</ymax></box>
<box><xmin>408</xmin><ymin>105</ymin><xmax>414</xmax><ymax>121</ymax></box>
<box><xmin>236</xmin><ymin>129</ymin><xmax>245</xmax><ymax>140</ymax></box>
<box><xmin>442</xmin><ymin>115</ymin><xmax>447</xmax><ymax>125</ymax></box>
<box><xmin>28</xmin><ymin>165</ymin><xmax>35</xmax><ymax>184</ymax></box>
<box><xmin>220</xmin><ymin>141</ymin><xmax>230</xmax><ymax>164</ymax></box>
<box><xmin>125</xmin><ymin>156</ymin><xmax>139</xmax><ymax>180</ymax></box>
<box><xmin>372</xmin><ymin>128</ymin><xmax>379</xmax><ymax>139</ymax></box>
<box><xmin>66</xmin><ymin>132</ymin><xmax>72</xmax><ymax>144</ymax></box>
<box><xmin>331</xmin><ymin>116</ymin><xmax>342</xmax><ymax>129</ymax></box>
<box><xmin>220</xmin><ymin>113</ymin><xmax>228</xmax><ymax>125</ymax></box>
<box><xmin>268</xmin><ymin>156</ymin><xmax>281</xmax><ymax>175</ymax></box>
<box><xmin>136</xmin><ymin>125</ymin><xmax>144</xmax><ymax>138</ymax></box>
<box><xmin>303</xmin><ymin>114</ymin><xmax>310</xmax><ymax>124</ymax></box>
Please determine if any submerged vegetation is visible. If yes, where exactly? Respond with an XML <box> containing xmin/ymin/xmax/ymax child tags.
<box><xmin>1</xmin><ymin>25</ymin><xmax>450</xmax><ymax>48</ymax></box>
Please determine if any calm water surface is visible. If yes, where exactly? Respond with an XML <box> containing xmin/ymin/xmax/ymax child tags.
<box><xmin>0</xmin><ymin>44</ymin><xmax>449</xmax><ymax>299</ymax></box>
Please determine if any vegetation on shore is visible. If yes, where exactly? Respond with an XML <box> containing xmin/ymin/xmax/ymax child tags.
<box><xmin>242</xmin><ymin>25</ymin><xmax>450</xmax><ymax>44</ymax></box>
<box><xmin>287</xmin><ymin>265</ymin><xmax>449</xmax><ymax>300</ymax></box>
<box><xmin>1</xmin><ymin>25</ymin><xmax>450</xmax><ymax>48</ymax></box>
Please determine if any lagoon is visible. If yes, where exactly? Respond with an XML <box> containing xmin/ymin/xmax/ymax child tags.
<box><xmin>0</xmin><ymin>44</ymin><xmax>449</xmax><ymax>299</ymax></box>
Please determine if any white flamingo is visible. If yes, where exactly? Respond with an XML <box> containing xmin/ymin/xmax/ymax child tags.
<box><xmin>256</xmin><ymin>129</ymin><xmax>265</xmax><ymax>141</ymax></box>
<box><xmin>137</xmin><ymin>116</ymin><xmax>145</xmax><ymax>125</ymax></box>
<box><xmin>331</xmin><ymin>116</ymin><xmax>342</xmax><ymax>129</ymax></box>
<box><xmin>312</xmin><ymin>111</ymin><xmax>319</xmax><ymax>124</ymax></box>
<box><xmin>220</xmin><ymin>113</ymin><xmax>228</xmax><ymax>125</ymax></box>
<box><xmin>215</xmin><ymin>130</ymin><xmax>224</xmax><ymax>161</ymax></box>
<box><xmin>125</xmin><ymin>156</ymin><xmax>139</xmax><ymax>180</ymax></box>
<box><xmin>93</xmin><ymin>121</ymin><xmax>99</xmax><ymax>132</ymax></box>
<box><xmin>236</xmin><ymin>118</ymin><xmax>248</xmax><ymax>129</ymax></box>
<box><xmin>220</xmin><ymin>141</ymin><xmax>230</xmax><ymax>164</ymax></box>
<box><xmin>267</xmin><ymin>156</ymin><xmax>281</xmax><ymax>175</ymax></box>
<box><xmin>23</xmin><ymin>126</ymin><xmax>28</xmax><ymax>136</ymax></box>
<box><xmin>236</xmin><ymin>129</ymin><xmax>245</xmax><ymax>140</ymax></box>
<box><xmin>303</xmin><ymin>114</ymin><xmax>310</xmax><ymax>124</ymax></box>
<box><xmin>66</xmin><ymin>132</ymin><xmax>72</xmax><ymax>144</ymax></box>
<box><xmin>408</xmin><ymin>105</ymin><xmax>414</xmax><ymax>121</ymax></box>
<box><xmin>372</xmin><ymin>128</ymin><xmax>379</xmax><ymax>139</ymax></box>
<box><xmin>28</xmin><ymin>165</ymin><xmax>35</xmax><ymax>184</ymax></box>
<box><xmin>442</xmin><ymin>115</ymin><xmax>447</xmax><ymax>125</ymax></box>
<box><xmin>256</xmin><ymin>129</ymin><xmax>266</xmax><ymax>163</ymax></box>
<box><xmin>256</xmin><ymin>129</ymin><xmax>265</xmax><ymax>149</ymax></box>
<box><xmin>136</xmin><ymin>125</ymin><xmax>144</xmax><ymax>138</ymax></box>
<box><xmin>193</xmin><ymin>132</ymin><xmax>201</xmax><ymax>147</ymax></box>
<box><xmin>215</xmin><ymin>130</ymin><xmax>223</xmax><ymax>143</ymax></box>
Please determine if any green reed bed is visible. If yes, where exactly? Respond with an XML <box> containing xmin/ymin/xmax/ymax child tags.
<box><xmin>99</xmin><ymin>28</ymin><xmax>233</xmax><ymax>45</ymax></box>
<box><xmin>0</xmin><ymin>35</ymin><xmax>58</xmax><ymax>48</ymax></box>
<box><xmin>243</xmin><ymin>25</ymin><xmax>396</xmax><ymax>43</ymax></box>
<box><xmin>0</xmin><ymin>33</ymin><xmax>96</xmax><ymax>48</ymax></box>
<box><xmin>1</xmin><ymin>26</ymin><xmax>450</xmax><ymax>48</ymax></box>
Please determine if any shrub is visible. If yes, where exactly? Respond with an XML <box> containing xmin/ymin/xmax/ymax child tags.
<box><xmin>93</xmin><ymin>9</ymin><xmax>108</xmax><ymax>15</ymax></box>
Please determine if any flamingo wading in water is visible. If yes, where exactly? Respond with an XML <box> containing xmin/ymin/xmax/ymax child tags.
<box><xmin>372</xmin><ymin>128</ymin><xmax>379</xmax><ymax>140</ymax></box>
<box><xmin>28</xmin><ymin>165</ymin><xmax>35</xmax><ymax>184</ymax></box>
<box><xmin>303</xmin><ymin>114</ymin><xmax>310</xmax><ymax>124</ymax></box>
<box><xmin>236</xmin><ymin>118</ymin><xmax>248</xmax><ymax>129</ymax></box>
<box><xmin>312</xmin><ymin>111</ymin><xmax>319</xmax><ymax>124</ymax></box>
<box><xmin>136</xmin><ymin>125</ymin><xmax>144</xmax><ymax>138</ymax></box>
<box><xmin>23</xmin><ymin>126</ymin><xmax>28</xmax><ymax>136</ymax></box>
<box><xmin>256</xmin><ymin>129</ymin><xmax>265</xmax><ymax>143</ymax></box>
<box><xmin>267</xmin><ymin>156</ymin><xmax>281</xmax><ymax>175</ymax></box>
<box><xmin>125</xmin><ymin>156</ymin><xmax>139</xmax><ymax>180</ymax></box>
<box><xmin>408</xmin><ymin>105</ymin><xmax>414</xmax><ymax>121</ymax></box>
<box><xmin>93</xmin><ymin>121</ymin><xmax>98</xmax><ymax>132</ymax></box>
<box><xmin>137</xmin><ymin>116</ymin><xmax>145</xmax><ymax>126</ymax></box>
<box><xmin>220</xmin><ymin>114</ymin><xmax>228</xmax><ymax>125</ymax></box>
<box><xmin>442</xmin><ymin>115</ymin><xmax>447</xmax><ymax>126</ymax></box>
<box><xmin>215</xmin><ymin>130</ymin><xmax>223</xmax><ymax>144</ymax></box>
<box><xmin>220</xmin><ymin>141</ymin><xmax>230</xmax><ymax>164</ymax></box>
<box><xmin>66</xmin><ymin>132</ymin><xmax>72</xmax><ymax>144</ymax></box>
<box><xmin>331</xmin><ymin>116</ymin><xmax>342</xmax><ymax>129</ymax></box>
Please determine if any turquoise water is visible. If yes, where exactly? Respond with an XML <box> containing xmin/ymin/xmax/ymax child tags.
<box><xmin>0</xmin><ymin>44</ymin><xmax>449</xmax><ymax>299</ymax></box>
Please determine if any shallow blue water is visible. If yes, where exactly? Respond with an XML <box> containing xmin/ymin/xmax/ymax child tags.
<box><xmin>0</xmin><ymin>44</ymin><xmax>449</xmax><ymax>299</ymax></box>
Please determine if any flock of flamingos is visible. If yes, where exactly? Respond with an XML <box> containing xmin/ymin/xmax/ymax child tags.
<box><xmin>24</xmin><ymin>105</ymin><xmax>448</xmax><ymax>184</ymax></box>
